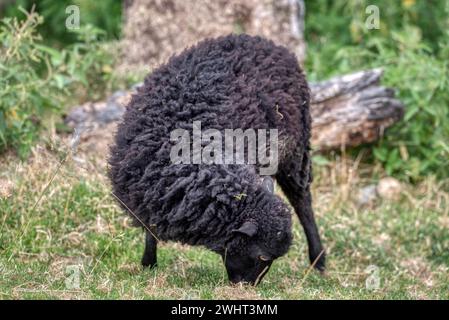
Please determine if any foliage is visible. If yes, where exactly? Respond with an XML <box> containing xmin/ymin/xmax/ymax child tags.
<box><xmin>305</xmin><ymin>0</ymin><xmax>449</xmax><ymax>180</ymax></box>
<box><xmin>368</xmin><ymin>33</ymin><xmax>449</xmax><ymax>180</ymax></box>
<box><xmin>0</xmin><ymin>10</ymin><xmax>59</xmax><ymax>157</ymax></box>
<box><xmin>0</xmin><ymin>9</ymin><xmax>117</xmax><ymax>157</ymax></box>
<box><xmin>2</xmin><ymin>0</ymin><xmax>122</xmax><ymax>45</ymax></box>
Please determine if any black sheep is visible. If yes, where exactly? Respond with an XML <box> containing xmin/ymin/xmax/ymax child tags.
<box><xmin>108</xmin><ymin>34</ymin><xmax>325</xmax><ymax>285</ymax></box>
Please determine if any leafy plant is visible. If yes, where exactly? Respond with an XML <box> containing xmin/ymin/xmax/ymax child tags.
<box><xmin>0</xmin><ymin>9</ymin><xmax>118</xmax><ymax>157</ymax></box>
<box><xmin>373</xmin><ymin>32</ymin><xmax>449</xmax><ymax>180</ymax></box>
<box><xmin>2</xmin><ymin>0</ymin><xmax>122</xmax><ymax>45</ymax></box>
<box><xmin>0</xmin><ymin>10</ymin><xmax>60</xmax><ymax>156</ymax></box>
<box><xmin>43</xmin><ymin>24</ymin><xmax>118</xmax><ymax>102</ymax></box>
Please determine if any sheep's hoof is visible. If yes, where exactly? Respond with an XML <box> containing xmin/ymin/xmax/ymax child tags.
<box><xmin>313</xmin><ymin>267</ymin><xmax>326</xmax><ymax>278</ymax></box>
<box><xmin>312</xmin><ymin>251</ymin><xmax>326</xmax><ymax>273</ymax></box>
<box><xmin>141</xmin><ymin>260</ymin><xmax>157</xmax><ymax>269</ymax></box>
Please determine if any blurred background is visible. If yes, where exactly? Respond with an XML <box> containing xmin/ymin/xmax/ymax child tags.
<box><xmin>0</xmin><ymin>0</ymin><xmax>448</xmax><ymax>299</ymax></box>
<box><xmin>0</xmin><ymin>0</ymin><xmax>448</xmax><ymax>179</ymax></box>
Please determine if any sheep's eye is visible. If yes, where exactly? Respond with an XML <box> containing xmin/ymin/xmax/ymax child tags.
<box><xmin>259</xmin><ymin>255</ymin><xmax>271</xmax><ymax>262</ymax></box>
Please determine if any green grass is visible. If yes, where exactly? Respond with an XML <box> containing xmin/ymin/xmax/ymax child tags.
<box><xmin>0</xmin><ymin>143</ymin><xmax>448</xmax><ymax>300</ymax></box>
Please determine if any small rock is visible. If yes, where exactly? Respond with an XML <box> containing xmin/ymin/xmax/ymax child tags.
<box><xmin>0</xmin><ymin>179</ymin><xmax>13</xmax><ymax>199</ymax></box>
<box><xmin>64</xmin><ymin>87</ymin><xmax>134</xmax><ymax>130</ymax></box>
<box><xmin>377</xmin><ymin>177</ymin><xmax>402</xmax><ymax>201</ymax></box>
<box><xmin>96</xmin><ymin>102</ymin><xmax>125</xmax><ymax>124</ymax></box>
<box><xmin>356</xmin><ymin>184</ymin><xmax>378</xmax><ymax>206</ymax></box>
<box><xmin>64</xmin><ymin>106</ymin><xmax>89</xmax><ymax>127</ymax></box>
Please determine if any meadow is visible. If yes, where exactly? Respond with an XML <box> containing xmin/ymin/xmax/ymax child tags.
<box><xmin>1</xmin><ymin>139</ymin><xmax>448</xmax><ymax>299</ymax></box>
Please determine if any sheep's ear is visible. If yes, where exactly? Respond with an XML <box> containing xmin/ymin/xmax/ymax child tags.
<box><xmin>262</xmin><ymin>176</ymin><xmax>274</xmax><ymax>194</ymax></box>
<box><xmin>232</xmin><ymin>221</ymin><xmax>258</xmax><ymax>237</ymax></box>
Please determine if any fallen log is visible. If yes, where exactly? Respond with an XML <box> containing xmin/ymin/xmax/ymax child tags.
<box><xmin>65</xmin><ymin>68</ymin><xmax>404</xmax><ymax>151</ymax></box>
<box><xmin>310</xmin><ymin>68</ymin><xmax>404</xmax><ymax>150</ymax></box>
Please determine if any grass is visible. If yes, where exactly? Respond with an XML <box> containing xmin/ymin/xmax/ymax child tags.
<box><xmin>0</xmin><ymin>134</ymin><xmax>448</xmax><ymax>300</ymax></box>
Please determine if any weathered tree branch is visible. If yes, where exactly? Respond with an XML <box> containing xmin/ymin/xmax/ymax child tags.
<box><xmin>310</xmin><ymin>68</ymin><xmax>404</xmax><ymax>150</ymax></box>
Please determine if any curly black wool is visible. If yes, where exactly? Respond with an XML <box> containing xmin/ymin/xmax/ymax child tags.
<box><xmin>108</xmin><ymin>34</ymin><xmax>324</xmax><ymax>268</ymax></box>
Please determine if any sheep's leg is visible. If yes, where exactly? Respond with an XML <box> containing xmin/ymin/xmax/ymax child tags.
<box><xmin>277</xmin><ymin>151</ymin><xmax>325</xmax><ymax>271</ymax></box>
<box><xmin>141</xmin><ymin>226</ymin><xmax>157</xmax><ymax>268</ymax></box>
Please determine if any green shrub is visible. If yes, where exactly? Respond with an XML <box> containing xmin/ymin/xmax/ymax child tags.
<box><xmin>305</xmin><ymin>0</ymin><xmax>449</xmax><ymax>180</ymax></box>
<box><xmin>42</xmin><ymin>24</ymin><xmax>118</xmax><ymax>102</ymax></box>
<box><xmin>2</xmin><ymin>0</ymin><xmax>122</xmax><ymax>45</ymax></box>
<box><xmin>0</xmin><ymin>9</ymin><xmax>118</xmax><ymax>157</ymax></box>
<box><xmin>370</xmin><ymin>30</ymin><xmax>449</xmax><ymax>180</ymax></box>
<box><xmin>0</xmin><ymin>10</ymin><xmax>60</xmax><ymax>156</ymax></box>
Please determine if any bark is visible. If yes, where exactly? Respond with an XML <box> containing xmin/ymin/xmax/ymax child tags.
<box><xmin>118</xmin><ymin>0</ymin><xmax>307</xmax><ymax>74</ymax></box>
<box><xmin>310</xmin><ymin>68</ymin><xmax>404</xmax><ymax>150</ymax></box>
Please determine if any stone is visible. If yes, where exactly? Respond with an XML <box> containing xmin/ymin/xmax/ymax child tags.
<box><xmin>356</xmin><ymin>184</ymin><xmax>378</xmax><ymax>206</ymax></box>
<box><xmin>377</xmin><ymin>177</ymin><xmax>402</xmax><ymax>201</ymax></box>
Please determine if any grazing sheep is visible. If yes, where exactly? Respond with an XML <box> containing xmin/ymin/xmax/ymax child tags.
<box><xmin>108</xmin><ymin>34</ymin><xmax>325</xmax><ymax>285</ymax></box>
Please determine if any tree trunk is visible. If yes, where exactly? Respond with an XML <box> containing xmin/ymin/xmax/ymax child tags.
<box><xmin>118</xmin><ymin>0</ymin><xmax>307</xmax><ymax>74</ymax></box>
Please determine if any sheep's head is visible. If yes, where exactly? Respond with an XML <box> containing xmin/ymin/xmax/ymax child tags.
<box><xmin>221</xmin><ymin>177</ymin><xmax>292</xmax><ymax>285</ymax></box>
